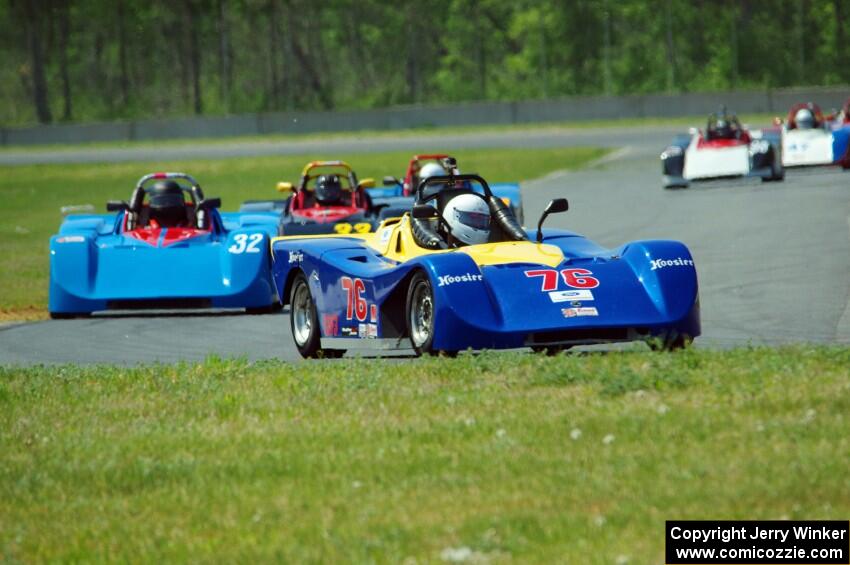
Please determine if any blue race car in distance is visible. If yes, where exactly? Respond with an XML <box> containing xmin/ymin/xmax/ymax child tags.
<box><xmin>271</xmin><ymin>173</ymin><xmax>700</xmax><ymax>358</ymax></box>
<box><xmin>49</xmin><ymin>172</ymin><xmax>280</xmax><ymax>318</ymax></box>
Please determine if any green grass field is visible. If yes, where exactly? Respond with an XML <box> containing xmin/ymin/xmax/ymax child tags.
<box><xmin>0</xmin><ymin>114</ymin><xmax>776</xmax><ymax>154</ymax></box>
<box><xmin>1</xmin><ymin>346</ymin><xmax>848</xmax><ymax>562</ymax></box>
<box><xmin>0</xmin><ymin>146</ymin><xmax>606</xmax><ymax>319</ymax></box>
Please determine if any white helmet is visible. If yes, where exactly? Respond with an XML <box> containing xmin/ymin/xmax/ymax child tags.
<box><xmin>419</xmin><ymin>162</ymin><xmax>446</xmax><ymax>180</ymax></box>
<box><xmin>795</xmin><ymin>108</ymin><xmax>815</xmax><ymax>129</ymax></box>
<box><xmin>442</xmin><ymin>193</ymin><xmax>491</xmax><ymax>246</ymax></box>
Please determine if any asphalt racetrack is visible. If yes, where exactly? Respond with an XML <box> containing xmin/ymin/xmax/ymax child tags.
<box><xmin>2</xmin><ymin>126</ymin><xmax>849</xmax><ymax>364</ymax></box>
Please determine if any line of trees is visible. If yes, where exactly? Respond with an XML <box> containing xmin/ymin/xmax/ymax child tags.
<box><xmin>2</xmin><ymin>0</ymin><xmax>850</xmax><ymax>126</ymax></box>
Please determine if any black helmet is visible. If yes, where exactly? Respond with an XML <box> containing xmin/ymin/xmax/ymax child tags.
<box><xmin>148</xmin><ymin>180</ymin><xmax>187</xmax><ymax>227</ymax></box>
<box><xmin>714</xmin><ymin>118</ymin><xmax>733</xmax><ymax>139</ymax></box>
<box><xmin>315</xmin><ymin>174</ymin><xmax>343</xmax><ymax>205</ymax></box>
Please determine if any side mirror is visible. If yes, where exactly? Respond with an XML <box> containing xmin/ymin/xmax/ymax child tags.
<box><xmin>106</xmin><ymin>200</ymin><xmax>129</xmax><ymax>212</ymax></box>
<box><xmin>277</xmin><ymin>182</ymin><xmax>294</xmax><ymax>193</ymax></box>
<box><xmin>536</xmin><ymin>198</ymin><xmax>568</xmax><ymax>243</ymax></box>
<box><xmin>358</xmin><ymin>178</ymin><xmax>376</xmax><ymax>189</ymax></box>
<box><xmin>383</xmin><ymin>176</ymin><xmax>401</xmax><ymax>187</ymax></box>
<box><xmin>412</xmin><ymin>204</ymin><xmax>439</xmax><ymax>220</ymax></box>
<box><xmin>200</xmin><ymin>197</ymin><xmax>221</xmax><ymax>209</ymax></box>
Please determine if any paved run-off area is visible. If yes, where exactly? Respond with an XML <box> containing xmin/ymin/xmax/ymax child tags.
<box><xmin>1</xmin><ymin>126</ymin><xmax>849</xmax><ymax>364</ymax></box>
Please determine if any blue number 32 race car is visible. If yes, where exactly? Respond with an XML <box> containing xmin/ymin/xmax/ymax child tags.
<box><xmin>49</xmin><ymin>172</ymin><xmax>280</xmax><ymax>318</ymax></box>
<box><xmin>270</xmin><ymin>173</ymin><xmax>701</xmax><ymax>357</ymax></box>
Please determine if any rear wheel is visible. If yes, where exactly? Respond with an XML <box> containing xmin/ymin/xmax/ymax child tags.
<box><xmin>406</xmin><ymin>271</ymin><xmax>452</xmax><ymax>356</ymax></box>
<box><xmin>289</xmin><ymin>273</ymin><xmax>345</xmax><ymax>359</ymax></box>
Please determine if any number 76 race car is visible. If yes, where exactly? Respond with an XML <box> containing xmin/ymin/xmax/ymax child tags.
<box><xmin>49</xmin><ymin>172</ymin><xmax>280</xmax><ymax>317</ymax></box>
<box><xmin>271</xmin><ymin>173</ymin><xmax>700</xmax><ymax>357</ymax></box>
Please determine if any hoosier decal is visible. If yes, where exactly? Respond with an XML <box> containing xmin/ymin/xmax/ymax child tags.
<box><xmin>650</xmin><ymin>257</ymin><xmax>694</xmax><ymax>271</ymax></box>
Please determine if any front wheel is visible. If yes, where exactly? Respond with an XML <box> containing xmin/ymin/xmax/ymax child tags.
<box><xmin>49</xmin><ymin>312</ymin><xmax>89</xmax><ymax>320</ymax></box>
<box><xmin>648</xmin><ymin>333</ymin><xmax>693</xmax><ymax>352</ymax></box>
<box><xmin>289</xmin><ymin>273</ymin><xmax>345</xmax><ymax>358</ymax></box>
<box><xmin>406</xmin><ymin>271</ymin><xmax>440</xmax><ymax>356</ymax></box>
<box><xmin>532</xmin><ymin>345</ymin><xmax>571</xmax><ymax>356</ymax></box>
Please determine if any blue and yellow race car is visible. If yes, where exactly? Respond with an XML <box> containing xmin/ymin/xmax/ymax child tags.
<box><xmin>49</xmin><ymin>172</ymin><xmax>280</xmax><ymax>318</ymax></box>
<box><xmin>270</xmin><ymin>173</ymin><xmax>701</xmax><ymax>357</ymax></box>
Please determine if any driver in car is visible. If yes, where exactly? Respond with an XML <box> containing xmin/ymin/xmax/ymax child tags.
<box><xmin>148</xmin><ymin>181</ymin><xmax>189</xmax><ymax>228</ymax></box>
<box><xmin>706</xmin><ymin>112</ymin><xmax>742</xmax><ymax>140</ymax></box>
<box><xmin>314</xmin><ymin>174</ymin><xmax>344</xmax><ymax>206</ymax></box>
<box><xmin>440</xmin><ymin>193</ymin><xmax>492</xmax><ymax>247</ymax></box>
<box><xmin>793</xmin><ymin>107</ymin><xmax>818</xmax><ymax>130</ymax></box>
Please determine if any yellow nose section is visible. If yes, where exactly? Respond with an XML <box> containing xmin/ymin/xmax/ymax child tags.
<box><xmin>460</xmin><ymin>241</ymin><xmax>565</xmax><ymax>267</ymax></box>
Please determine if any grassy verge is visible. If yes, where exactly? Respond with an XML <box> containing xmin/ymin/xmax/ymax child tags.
<box><xmin>0</xmin><ymin>146</ymin><xmax>606</xmax><ymax>317</ymax></box>
<box><xmin>0</xmin><ymin>114</ymin><xmax>777</xmax><ymax>154</ymax></box>
<box><xmin>1</xmin><ymin>346</ymin><xmax>848</xmax><ymax>562</ymax></box>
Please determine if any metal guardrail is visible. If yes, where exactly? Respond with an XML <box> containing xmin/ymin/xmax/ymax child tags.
<box><xmin>2</xmin><ymin>86</ymin><xmax>848</xmax><ymax>147</ymax></box>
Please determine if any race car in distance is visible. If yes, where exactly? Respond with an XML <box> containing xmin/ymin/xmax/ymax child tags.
<box><xmin>240</xmin><ymin>161</ymin><xmax>383</xmax><ymax>236</ymax></box>
<box><xmin>49</xmin><ymin>172</ymin><xmax>280</xmax><ymax>318</ymax></box>
<box><xmin>824</xmin><ymin>97</ymin><xmax>850</xmax><ymax>125</ymax></box>
<box><xmin>770</xmin><ymin>102</ymin><xmax>850</xmax><ymax>168</ymax></box>
<box><xmin>271</xmin><ymin>172</ymin><xmax>700</xmax><ymax>358</ymax></box>
<box><xmin>370</xmin><ymin>154</ymin><xmax>525</xmax><ymax>224</ymax></box>
<box><xmin>661</xmin><ymin>108</ymin><xmax>783</xmax><ymax>188</ymax></box>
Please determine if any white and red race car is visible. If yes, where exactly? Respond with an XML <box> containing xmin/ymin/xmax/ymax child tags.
<box><xmin>661</xmin><ymin>110</ymin><xmax>784</xmax><ymax>189</ymax></box>
<box><xmin>769</xmin><ymin>102</ymin><xmax>850</xmax><ymax>169</ymax></box>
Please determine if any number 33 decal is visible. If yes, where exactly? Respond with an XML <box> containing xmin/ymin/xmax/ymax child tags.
<box><xmin>228</xmin><ymin>233</ymin><xmax>264</xmax><ymax>254</ymax></box>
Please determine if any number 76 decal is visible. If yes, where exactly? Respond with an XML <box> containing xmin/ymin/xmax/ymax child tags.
<box><xmin>524</xmin><ymin>268</ymin><xmax>600</xmax><ymax>291</ymax></box>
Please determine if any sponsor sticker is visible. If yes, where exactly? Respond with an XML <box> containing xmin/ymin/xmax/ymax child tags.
<box><xmin>288</xmin><ymin>251</ymin><xmax>304</xmax><ymax>264</ymax></box>
<box><xmin>367</xmin><ymin>323</ymin><xmax>378</xmax><ymax>338</ymax></box>
<box><xmin>437</xmin><ymin>273</ymin><xmax>483</xmax><ymax>287</ymax></box>
<box><xmin>341</xmin><ymin>326</ymin><xmax>357</xmax><ymax>337</ymax></box>
<box><xmin>370</xmin><ymin>304</ymin><xmax>378</xmax><ymax>323</ymax></box>
<box><xmin>379</xmin><ymin>227</ymin><xmax>393</xmax><ymax>244</ymax></box>
<box><xmin>562</xmin><ymin>307</ymin><xmax>599</xmax><ymax>318</ymax></box>
<box><xmin>322</xmin><ymin>314</ymin><xmax>339</xmax><ymax>336</ymax></box>
<box><xmin>549</xmin><ymin>289</ymin><xmax>594</xmax><ymax>303</ymax></box>
<box><xmin>358</xmin><ymin>323</ymin><xmax>367</xmax><ymax>338</ymax></box>
<box><xmin>650</xmin><ymin>257</ymin><xmax>694</xmax><ymax>271</ymax></box>
<box><xmin>56</xmin><ymin>236</ymin><xmax>85</xmax><ymax>243</ymax></box>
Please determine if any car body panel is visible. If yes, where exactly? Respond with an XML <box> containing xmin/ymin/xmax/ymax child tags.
<box><xmin>683</xmin><ymin>138</ymin><xmax>750</xmax><ymax>179</ymax></box>
<box><xmin>780</xmin><ymin>126</ymin><xmax>850</xmax><ymax>167</ymax></box>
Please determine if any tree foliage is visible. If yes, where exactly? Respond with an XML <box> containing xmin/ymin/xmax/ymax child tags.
<box><xmin>2</xmin><ymin>0</ymin><xmax>849</xmax><ymax>125</ymax></box>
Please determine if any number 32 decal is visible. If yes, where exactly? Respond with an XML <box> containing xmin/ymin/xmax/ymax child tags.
<box><xmin>228</xmin><ymin>233</ymin><xmax>264</xmax><ymax>254</ymax></box>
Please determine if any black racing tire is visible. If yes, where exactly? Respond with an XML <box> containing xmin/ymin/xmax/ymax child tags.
<box><xmin>405</xmin><ymin>271</ymin><xmax>442</xmax><ymax>356</ymax></box>
<box><xmin>648</xmin><ymin>333</ymin><xmax>693</xmax><ymax>352</ymax></box>
<box><xmin>532</xmin><ymin>345</ymin><xmax>571</xmax><ymax>356</ymax></box>
<box><xmin>49</xmin><ymin>312</ymin><xmax>89</xmax><ymax>320</ymax></box>
<box><xmin>289</xmin><ymin>272</ymin><xmax>322</xmax><ymax>358</ymax></box>
<box><xmin>762</xmin><ymin>164</ymin><xmax>785</xmax><ymax>183</ymax></box>
<box><xmin>246</xmin><ymin>302</ymin><xmax>283</xmax><ymax>315</ymax></box>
